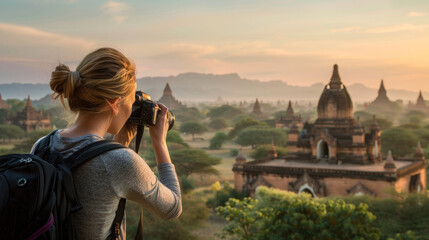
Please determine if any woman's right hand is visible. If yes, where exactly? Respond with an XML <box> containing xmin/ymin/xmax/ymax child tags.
<box><xmin>149</xmin><ymin>103</ymin><xmax>172</xmax><ymax>164</ymax></box>
<box><xmin>149</xmin><ymin>103</ymin><xmax>169</xmax><ymax>146</ymax></box>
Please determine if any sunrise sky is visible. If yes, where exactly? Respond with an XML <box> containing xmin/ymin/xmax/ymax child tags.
<box><xmin>0</xmin><ymin>0</ymin><xmax>428</xmax><ymax>91</ymax></box>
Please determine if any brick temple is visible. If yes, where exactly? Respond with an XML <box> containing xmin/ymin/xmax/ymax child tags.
<box><xmin>10</xmin><ymin>95</ymin><xmax>51</xmax><ymax>132</ymax></box>
<box><xmin>234</xmin><ymin>65</ymin><xmax>427</xmax><ymax>198</ymax></box>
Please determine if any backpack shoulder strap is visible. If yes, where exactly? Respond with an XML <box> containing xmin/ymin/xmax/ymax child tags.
<box><xmin>63</xmin><ymin>140</ymin><xmax>128</xmax><ymax>240</ymax></box>
<box><xmin>33</xmin><ymin>130</ymin><xmax>58</xmax><ymax>157</ymax></box>
<box><xmin>63</xmin><ymin>140</ymin><xmax>126</xmax><ymax>170</ymax></box>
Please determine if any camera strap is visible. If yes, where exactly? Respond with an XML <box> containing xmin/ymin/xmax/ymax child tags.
<box><xmin>135</xmin><ymin>124</ymin><xmax>144</xmax><ymax>154</ymax></box>
<box><xmin>134</xmin><ymin>124</ymin><xmax>144</xmax><ymax>240</ymax></box>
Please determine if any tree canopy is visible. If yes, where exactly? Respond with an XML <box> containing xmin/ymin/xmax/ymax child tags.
<box><xmin>170</xmin><ymin>148</ymin><xmax>221</xmax><ymax>177</ymax></box>
<box><xmin>216</xmin><ymin>186</ymin><xmax>381</xmax><ymax>240</ymax></box>
<box><xmin>209</xmin><ymin>132</ymin><xmax>228</xmax><ymax>149</ymax></box>
<box><xmin>228</xmin><ymin>118</ymin><xmax>267</xmax><ymax>139</ymax></box>
<box><xmin>381</xmin><ymin>128</ymin><xmax>419</xmax><ymax>157</ymax></box>
<box><xmin>179</xmin><ymin>121</ymin><xmax>207</xmax><ymax>140</ymax></box>
<box><xmin>207</xmin><ymin>105</ymin><xmax>243</xmax><ymax>120</ymax></box>
<box><xmin>208</xmin><ymin>118</ymin><xmax>229</xmax><ymax>130</ymax></box>
<box><xmin>235</xmin><ymin>127</ymin><xmax>287</xmax><ymax>149</ymax></box>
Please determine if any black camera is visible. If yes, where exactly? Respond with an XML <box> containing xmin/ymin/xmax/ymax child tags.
<box><xmin>127</xmin><ymin>90</ymin><xmax>175</xmax><ymax>130</ymax></box>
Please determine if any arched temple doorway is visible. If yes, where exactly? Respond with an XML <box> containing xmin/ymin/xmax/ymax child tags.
<box><xmin>298</xmin><ymin>184</ymin><xmax>316</xmax><ymax>198</ymax></box>
<box><xmin>317</xmin><ymin>140</ymin><xmax>330</xmax><ymax>161</ymax></box>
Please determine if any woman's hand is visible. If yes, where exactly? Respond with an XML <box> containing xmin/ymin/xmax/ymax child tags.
<box><xmin>114</xmin><ymin>123</ymin><xmax>137</xmax><ymax>147</ymax></box>
<box><xmin>149</xmin><ymin>103</ymin><xmax>172</xmax><ymax>164</ymax></box>
<box><xmin>149</xmin><ymin>103</ymin><xmax>169</xmax><ymax>146</ymax></box>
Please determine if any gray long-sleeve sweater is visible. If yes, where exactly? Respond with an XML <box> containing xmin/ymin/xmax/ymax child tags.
<box><xmin>31</xmin><ymin>130</ymin><xmax>182</xmax><ymax>240</ymax></box>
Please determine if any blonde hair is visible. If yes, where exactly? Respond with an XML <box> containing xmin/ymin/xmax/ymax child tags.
<box><xmin>50</xmin><ymin>47</ymin><xmax>136</xmax><ymax>113</ymax></box>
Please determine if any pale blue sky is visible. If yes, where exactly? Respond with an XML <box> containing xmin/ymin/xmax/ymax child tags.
<box><xmin>0</xmin><ymin>0</ymin><xmax>428</xmax><ymax>91</ymax></box>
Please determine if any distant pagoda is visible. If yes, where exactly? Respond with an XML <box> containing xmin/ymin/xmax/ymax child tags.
<box><xmin>408</xmin><ymin>90</ymin><xmax>428</xmax><ymax>112</ymax></box>
<box><xmin>276</xmin><ymin>100</ymin><xmax>302</xmax><ymax>128</ymax></box>
<box><xmin>367</xmin><ymin>80</ymin><xmax>395</xmax><ymax>109</ymax></box>
<box><xmin>0</xmin><ymin>93</ymin><xmax>10</xmax><ymax>109</ymax></box>
<box><xmin>252</xmin><ymin>98</ymin><xmax>265</xmax><ymax>118</ymax></box>
<box><xmin>11</xmin><ymin>95</ymin><xmax>51</xmax><ymax>132</ymax></box>
<box><xmin>416</xmin><ymin>91</ymin><xmax>426</xmax><ymax>108</ymax></box>
<box><xmin>158</xmin><ymin>83</ymin><xmax>183</xmax><ymax>109</ymax></box>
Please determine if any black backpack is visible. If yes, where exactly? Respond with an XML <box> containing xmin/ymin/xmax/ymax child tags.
<box><xmin>0</xmin><ymin>130</ymin><xmax>127</xmax><ymax>240</ymax></box>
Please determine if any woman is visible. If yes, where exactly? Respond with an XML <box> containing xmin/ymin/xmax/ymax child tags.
<box><xmin>31</xmin><ymin>47</ymin><xmax>182</xmax><ymax>239</ymax></box>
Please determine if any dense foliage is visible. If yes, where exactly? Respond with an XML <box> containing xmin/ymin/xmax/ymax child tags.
<box><xmin>228</xmin><ymin>118</ymin><xmax>267</xmax><ymax>139</ymax></box>
<box><xmin>207</xmin><ymin>105</ymin><xmax>243</xmax><ymax>120</ymax></box>
<box><xmin>209</xmin><ymin>118</ymin><xmax>229</xmax><ymax>130</ymax></box>
<box><xmin>179</xmin><ymin>121</ymin><xmax>207</xmax><ymax>140</ymax></box>
<box><xmin>206</xmin><ymin>181</ymin><xmax>248</xmax><ymax>209</ymax></box>
<box><xmin>217</xmin><ymin>187</ymin><xmax>424</xmax><ymax>240</ymax></box>
<box><xmin>209</xmin><ymin>132</ymin><xmax>228</xmax><ymax>149</ymax></box>
<box><xmin>236</xmin><ymin>127</ymin><xmax>287</xmax><ymax>149</ymax></box>
<box><xmin>0</xmin><ymin>124</ymin><xmax>25</xmax><ymax>141</ymax></box>
<box><xmin>381</xmin><ymin>127</ymin><xmax>419</xmax><ymax>156</ymax></box>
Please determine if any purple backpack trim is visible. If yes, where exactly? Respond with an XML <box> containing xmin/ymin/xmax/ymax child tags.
<box><xmin>27</xmin><ymin>214</ymin><xmax>54</xmax><ymax>240</ymax></box>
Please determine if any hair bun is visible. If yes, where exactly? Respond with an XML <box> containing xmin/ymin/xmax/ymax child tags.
<box><xmin>50</xmin><ymin>63</ymin><xmax>75</xmax><ymax>106</ymax></box>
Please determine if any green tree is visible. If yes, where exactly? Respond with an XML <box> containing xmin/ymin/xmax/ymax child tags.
<box><xmin>207</xmin><ymin>105</ymin><xmax>243</xmax><ymax>120</ymax></box>
<box><xmin>0</xmin><ymin>109</ymin><xmax>8</xmax><ymax>124</ymax></box>
<box><xmin>170</xmin><ymin>148</ymin><xmax>220</xmax><ymax>178</ymax></box>
<box><xmin>6</xmin><ymin>99</ymin><xmax>25</xmax><ymax>115</ymax></box>
<box><xmin>361</xmin><ymin>118</ymin><xmax>393</xmax><ymax>131</ymax></box>
<box><xmin>179</xmin><ymin>121</ymin><xmax>207</xmax><ymax>140</ymax></box>
<box><xmin>228</xmin><ymin>118</ymin><xmax>267</xmax><ymax>139</ymax></box>
<box><xmin>216</xmin><ymin>197</ymin><xmax>262</xmax><ymax>240</ymax></box>
<box><xmin>381</xmin><ymin>128</ymin><xmax>419</xmax><ymax>157</ymax></box>
<box><xmin>236</xmin><ymin>127</ymin><xmax>287</xmax><ymax>149</ymax></box>
<box><xmin>0</xmin><ymin>125</ymin><xmax>24</xmax><ymax>141</ymax></box>
<box><xmin>209</xmin><ymin>118</ymin><xmax>228</xmax><ymax>130</ymax></box>
<box><xmin>217</xmin><ymin>186</ymin><xmax>381</xmax><ymax>240</ymax></box>
<box><xmin>166</xmin><ymin>130</ymin><xmax>189</xmax><ymax>147</ymax></box>
<box><xmin>174</xmin><ymin>107</ymin><xmax>204</xmax><ymax>122</ymax></box>
<box><xmin>209</xmin><ymin>132</ymin><xmax>228</xmax><ymax>149</ymax></box>
<box><xmin>206</xmin><ymin>181</ymin><xmax>248</xmax><ymax>209</ymax></box>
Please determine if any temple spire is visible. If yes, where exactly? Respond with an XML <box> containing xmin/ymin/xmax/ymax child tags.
<box><xmin>163</xmin><ymin>83</ymin><xmax>172</xmax><ymax>95</ymax></box>
<box><xmin>416</xmin><ymin>90</ymin><xmax>426</xmax><ymax>107</ymax></box>
<box><xmin>378</xmin><ymin>79</ymin><xmax>387</xmax><ymax>97</ymax></box>
<box><xmin>414</xmin><ymin>142</ymin><xmax>425</xmax><ymax>160</ymax></box>
<box><xmin>384</xmin><ymin>150</ymin><xmax>396</xmax><ymax>171</ymax></box>
<box><xmin>252</xmin><ymin>98</ymin><xmax>263</xmax><ymax>116</ymax></box>
<box><xmin>329</xmin><ymin>64</ymin><xmax>342</xmax><ymax>89</ymax></box>
<box><xmin>286</xmin><ymin>100</ymin><xmax>294</xmax><ymax>116</ymax></box>
<box><xmin>26</xmin><ymin>95</ymin><xmax>32</xmax><ymax>108</ymax></box>
<box><xmin>268</xmin><ymin>141</ymin><xmax>278</xmax><ymax>158</ymax></box>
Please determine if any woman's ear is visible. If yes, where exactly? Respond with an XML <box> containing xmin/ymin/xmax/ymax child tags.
<box><xmin>106</xmin><ymin>98</ymin><xmax>120</xmax><ymax>115</ymax></box>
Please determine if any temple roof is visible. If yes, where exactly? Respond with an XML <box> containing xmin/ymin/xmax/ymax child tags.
<box><xmin>158</xmin><ymin>83</ymin><xmax>183</xmax><ymax>109</ymax></box>
<box><xmin>416</xmin><ymin>91</ymin><xmax>426</xmax><ymax>107</ymax></box>
<box><xmin>329</xmin><ymin>64</ymin><xmax>342</xmax><ymax>89</ymax></box>
<box><xmin>252</xmin><ymin>98</ymin><xmax>264</xmax><ymax>116</ymax></box>
<box><xmin>163</xmin><ymin>83</ymin><xmax>172</xmax><ymax>95</ymax></box>
<box><xmin>317</xmin><ymin>64</ymin><xmax>353</xmax><ymax>119</ymax></box>
<box><xmin>371</xmin><ymin>79</ymin><xmax>392</xmax><ymax>106</ymax></box>
<box><xmin>286</xmin><ymin>100</ymin><xmax>294</xmax><ymax>117</ymax></box>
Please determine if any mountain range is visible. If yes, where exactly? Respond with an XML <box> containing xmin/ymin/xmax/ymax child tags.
<box><xmin>0</xmin><ymin>72</ymin><xmax>425</xmax><ymax>103</ymax></box>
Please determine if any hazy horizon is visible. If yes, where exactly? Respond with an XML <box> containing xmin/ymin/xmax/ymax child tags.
<box><xmin>1</xmin><ymin>0</ymin><xmax>428</xmax><ymax>92</ymax></box>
